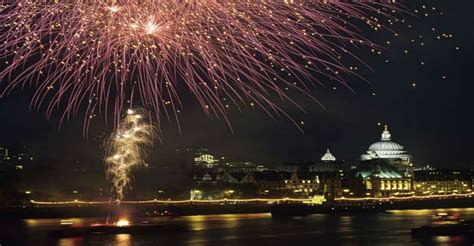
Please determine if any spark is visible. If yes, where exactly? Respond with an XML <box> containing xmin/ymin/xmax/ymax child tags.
<box><xmin>0</xmin><ymin>1</ymin><xmax>404</xmax><ymax>129</ymax></box>
<box><xmin>105</xmin><ymin>109</ymin><xmax>157</xmax><ymax>201</ymax></box>
<box><xmin>144</xmin><ymin>18</ymin><xmax>160</xmax><ymax>35</ymax></box>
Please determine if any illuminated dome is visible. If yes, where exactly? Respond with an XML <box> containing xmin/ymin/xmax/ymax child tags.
<box><xmin>361</xmin><ymin>126</ymin><xmax>411</xmax><ymax>161</ymax></box>
<box><xmin>321</xmin><ymin>148</ymin><xmax>336</xmax><ymax>162</ymax></box>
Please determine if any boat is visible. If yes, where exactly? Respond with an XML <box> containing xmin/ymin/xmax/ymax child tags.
<box><xmin>411</xmin><ymin>213</ymin><xmax>473</xmax><ymax>238</ymax></box>
<box><xmin>49</xmin><ymin>219</ymin><xmax>188</xmax><ymax>238</ymax></box>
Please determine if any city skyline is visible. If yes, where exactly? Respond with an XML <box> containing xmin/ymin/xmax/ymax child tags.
<box><xmin>0</xmin><ymin>2</ymin><xmax>472</xmax><ymax>245</ymax></box>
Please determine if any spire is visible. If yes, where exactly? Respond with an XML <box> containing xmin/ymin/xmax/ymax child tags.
<box><xmin>321</xmin><ymin>148</ymin><xmax>336</xmax><ymax>161</ymax></box>
<box><xmin>381</xmin><ymin>125</ymin><xmax>391</xmax><ymax>141</ymax></box>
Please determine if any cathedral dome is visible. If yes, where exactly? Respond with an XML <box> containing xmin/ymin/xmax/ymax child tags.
<box><xmin>368</xmin><ymin>141</ymin><xmax>405</xmax><ymax>152</ymax></box>
<box><xmin>361</xmin><ymin>126</ymin><xmax>411</xmax><ymax>161</ymax></box>
<box><xmin>321</xmin><ymin>148</ymin><xmax>336</xmax><ymax>162</ymax></box>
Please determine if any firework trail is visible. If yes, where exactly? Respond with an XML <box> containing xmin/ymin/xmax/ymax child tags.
<box><xmin>0</xmin><ymin>1</ymin><xmax>401</xmax><ymax>129</ymax></box>
<box><xmin>105</xmin><ymin>108</ymin><xmax>157</xmax><ymax>201</ymax></box>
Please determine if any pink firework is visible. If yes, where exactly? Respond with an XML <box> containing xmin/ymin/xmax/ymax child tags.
<box><xmin>0</xmin><ymin>1</ymin><xmax>401</xmax><ymax>130</ymax></box>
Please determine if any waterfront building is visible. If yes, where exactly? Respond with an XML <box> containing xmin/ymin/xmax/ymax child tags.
<box><xmin>360</xmin><ymin>125</ymin><xmax>414</xmax><ymax>178</ymax></box>
<box><xmin>253</xmin><ymin>171</ymin><xmax>288</xmax><ymax>193</ymax></box>
<box><xmin>361</xmin><ymin>125</ymin><xmax>411</xmax><ymax>161</ymax></box>
<box><xmin>351</xmin><ymin>160</ymin><xmax>413</xmax><ymax>197</ymax></box>
<box><xmin>414</xmin><ymin>170</ymin><xmax>472</xmax><ymax>195</ymax></box>
<box><xmin>321</xmin><ymin>172</ymin><xmax>344</xmax><ymax>200</ymax></box>
<box><xmin>284</xmin><ymin>172</ymin><xmax>320</xmax><ymax>195</ymax></box>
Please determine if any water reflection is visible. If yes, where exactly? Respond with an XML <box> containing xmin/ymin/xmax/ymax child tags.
<box><xmin>10</xmin><ymin>208</ymin><xmax>474</xmax><ymax>245</ymax></box>
<box><xmin>186</xmin><ymin>215</ymin><xmax>208</xmax><ymax>231</ymax></box>
<box><xmin>58</xmin><ymin>238</ymin><xmax>84</xmax><ymax>246</ymax></box>
<box><xmin>115</xmin><ymin>234</ymin><xmax>132</xmax><ymax>246</ymax></box>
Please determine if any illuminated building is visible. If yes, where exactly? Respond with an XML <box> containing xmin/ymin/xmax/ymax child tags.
<box><xmin>190</xmin><ymin>189</ymin><xmax>203</xmax><ymax>200</ymax></box>
<box><xmin>321</xmin><ymin>172</ymin><xmax>344</xmax><ymax>200</ymax></box>
<box><xmin>351</xmin><ymin>160</ymin><xmax>413</xmax><ymax>197</ymax></box>
<box><xmin>321</xmin><ymin>148</ymin><xmax>336</xmax><ymax>162</ymax></box>
<box><xmin>284</xmin><ymin>172</ymin><xmax>320</xmax><ymax>195</ymax></box>
<box><xmin>253</xmin><ymin>171</ymin><xmax>288</xmax><ymax>194</ymax></box>
<box><xmin>361</xmin><ymin>125</ymin><xmax>411</xmax><ymax>161</ymax></box>
<box><xmin>308</xmin><ymin>161</ymin><xmax>355</xmax><ymax>173</ymax></box>
<box><xmin>0</xmin><ymin>147</ymin><xmax>8</xmax><ymax>160</ymax></box>
<box><xmin>414</xmin><ymin>170</ymin><xmax>472</xmax><ymax>195</ymax></box>
<box><xmin>194</xmin><ymin>151</ymin><xmax>219</xmax><ymax>168</ymax></box>
<box><xmin>360</xmin><ymin>125</ymin><xmax>414</xmax><ymax>178</ymax></box>
<box><xmin>307</xmin><ymin>149</ymin><xmax>353</xmax><ymax>173</ymax></box>
<box><xmin>193</xmin><ymin>171</ymin><xmax>222</xmax><ymax>185</ymax></box>
<box><xmin>219</xmin><ymin>161</ymin><xmax>267</xmax><ymax>173</ymax></box>
<box><xmin>414</xmin><ymin>165</ymin><xmax>436</xmax><ymax>171</ymax></box>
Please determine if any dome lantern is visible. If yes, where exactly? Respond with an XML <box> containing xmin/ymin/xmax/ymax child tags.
<box><xmin>381</xmin><ymin>125</ymin><xmax>391</xmax><ymax>141</ymax></box>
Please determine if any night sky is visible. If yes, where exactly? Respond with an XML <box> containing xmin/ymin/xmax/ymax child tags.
<box><xmin>0</xmin><ymin>0</ymin><xmax>472</xmax><ymax>170</ymax></box>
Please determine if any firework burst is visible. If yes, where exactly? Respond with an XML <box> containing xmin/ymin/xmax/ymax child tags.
<box><xmin>0</xmin><ymin>1</ymin><xmax>401</xmax><ymax>129</ymax></box>
<box><xmin>105</xmin><ymin>108</ymin><xmax>157</xmax><ymax>201</ymax></box>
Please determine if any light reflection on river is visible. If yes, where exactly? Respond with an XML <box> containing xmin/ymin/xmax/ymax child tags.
<box><xmin>1</xmin><ymin>208</ymin><xmax>473</xmax><ymax>245</ymax></box>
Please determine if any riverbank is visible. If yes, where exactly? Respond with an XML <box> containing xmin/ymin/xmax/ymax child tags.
<box><xmin>1</xmin><ymin>195</ymin><xmax>473</xmax><ymax>219</ymax></box>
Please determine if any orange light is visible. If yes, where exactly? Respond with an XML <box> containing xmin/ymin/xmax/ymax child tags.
<box><xmin>116</xmin><ymin>219</ymin><xmax>130</xmax><ymax>227</ymax></box>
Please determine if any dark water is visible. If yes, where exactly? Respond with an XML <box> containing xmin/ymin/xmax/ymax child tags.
<box><xmin>1</xmin><ymin>208</ymin><xmax>474</xmax><ymax>245</ymax></box>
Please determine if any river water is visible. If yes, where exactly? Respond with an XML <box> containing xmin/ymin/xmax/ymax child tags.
<box><xmin>1</xmin><ymin>208</ymin><xmax>473</xmax><ymax>245</ymax></box>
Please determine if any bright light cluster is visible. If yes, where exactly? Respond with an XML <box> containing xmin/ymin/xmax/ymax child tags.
<box><xmin>29</xmin><ymin>192</ymin><xmax>474</xmax><ymax>206</ymax></box>
<box><xmin>105</xmin><ymin>109</ymin><xmax>157</xmax><ymax>201</ymax></box>
<box><xmin>116</xmin><ymin>218</ymin><xmax>130</xmax><ymax>227</ymax></box>
<box><xmin>0</xmin><ymin>1</ymin><xmax>400</xmax><ymax>127</ymax></box>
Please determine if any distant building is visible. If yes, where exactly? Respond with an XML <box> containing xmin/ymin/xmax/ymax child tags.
<box><xmin>414</xmin><ymin>170</ymin><xmax>472</xmax><ymax>195</ymax></box>
<box><xmin>276</xmin><ymin>163</ymin><xmax>299</xmax><ymax>173</ymax></box>
<box><xmin>321</xmin><ymin>148</ymin><xmax>336</xmax><ymax>162</ymax></box>
<box><xmin>193</xmin><ymin>148</ymin><xmax>220</xmax><ymax>168</ymax></box>
<box><xmin>219</xmin><ymin>161</ymin><xmax>267</xmax><ymax>173</ymax></box>
<box><xmin>308</xmin><ymin>161</ymin><xmax>355</xmax><ymax>173</ymax></box>
<box><xmin>0</xmin><ymin>147</ymin><xmax>8</xmax><ymax>160</ymax></box>
<box><xmin>414</xmin><ymin>165</ymin><xmax>436</xmax><ymax>171</ymax></box>
<box><xmin>0</xmin><ymin>145</ymin><xmax>34</xmax><ymax>172</ymax></box>
<box><xmin>309</xmin><ymin>150</ymin><xmax>355</xmax><ymax>173</ymax></box>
